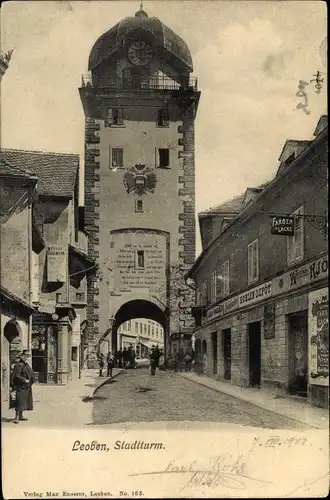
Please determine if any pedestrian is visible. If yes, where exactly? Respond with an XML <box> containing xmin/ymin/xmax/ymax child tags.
<box><xmin>129</xmin><ymin>344</ymin><xmax>136</xmax><ymax>369</ymax></box>
<box><xmin>98</xmin><ymin>352</ymin><xmax>105</xmax><ymax>377</ymax></box>
<box><xmin>10</xmin><ymin>350</ymin><xmax>35</xmax><ymax>424</ymax></box>
<box><xmin>115</xmin><ymin>349</ymin><xmax>122</xmax><ymax>368</ymax></box>
<box><xmin>184</xmin><ymin>351</ymin><xmax>193</xmax><ymax>372</ymax></box>
<box><xmin>150</xmin><ymin>345</ymin><xmax>161</xmax><ymax>376</ymax></box>
<box><xmin>106</xmin><ymin>351</ymin><xmax>115</xmax><ymax>378</ymax></box>
<box><xmin>123</xmin><ymin>347</ymin><xmax>129</xmax><ymax>369</ymax></box>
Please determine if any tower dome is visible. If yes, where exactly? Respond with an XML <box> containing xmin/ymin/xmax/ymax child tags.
<box><xmin>88</xmin><ymin>9</ymin><xmax>193</xmax><ymax>73</ymax></box>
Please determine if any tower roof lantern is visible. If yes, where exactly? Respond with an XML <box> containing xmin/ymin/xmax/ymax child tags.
<box><xmin>135</xmin><ymin>2</ymin><xmax>148</xmax><ymax>18</ymax></box>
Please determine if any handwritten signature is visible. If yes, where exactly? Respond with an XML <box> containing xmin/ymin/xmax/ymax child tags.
<box><xmin>296</xmin><ymin>80</ymin><xmax>311</xmax><ymax>115</ymax></box>
<box><xmin>128</xmin><ymin>454</ymin><xmax>271</xmax><ymax>491</ymax></box>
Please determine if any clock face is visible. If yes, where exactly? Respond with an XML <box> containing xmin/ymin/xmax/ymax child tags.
<box><xmin>127</xmin><ymin>41</ymin><xmax>153</xmax><ymax>67</ymax></box>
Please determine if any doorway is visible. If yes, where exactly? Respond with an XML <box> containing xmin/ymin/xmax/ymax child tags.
<box><xmin>211</xmin><ymin>332</ymin><xmax>218</xmax><ymax>374</ymax></box>
<box><xmin>223</xmin><ymin>328</ymin><xmax>231</xmax><ymax>380</ymax></box>
<box><xmin>288</xmin><ymin>312</ymin><xmax>308</xmax><ymax>397</ymax></box>
<box><xmin>248</xmin><ymin>321</ymin><xmax>261</xmax><ymax>387</ymax></box>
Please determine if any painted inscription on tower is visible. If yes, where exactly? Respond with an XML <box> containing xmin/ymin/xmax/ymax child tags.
<box><xmin>110</xmin><ymin>230</ymin><xmax>167</xmax><ymax>306</ymax></box>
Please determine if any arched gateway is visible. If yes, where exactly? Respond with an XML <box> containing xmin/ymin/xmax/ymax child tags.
<box><xmin>79</xmin><ymin>6</ymin><xmax>200</xmax><ymax>366</ymax></box>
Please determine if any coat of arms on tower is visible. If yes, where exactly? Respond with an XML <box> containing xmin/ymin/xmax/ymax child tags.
<box><xmin>123</xmin><ymin>164</ymin><xmax>157</xmax><ymax>195</ymax></box>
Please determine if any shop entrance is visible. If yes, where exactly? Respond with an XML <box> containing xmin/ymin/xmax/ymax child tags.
<box><xmin>211</xmin><ymin>332</ymin><xmax>218</xmax><ymax>374</ymax></box>
<box><xmin>223</xmin><ymin>328</ymin><xmax>231</xmax><ymax>380</ymax></box>
<box><xmin>248</xmin><ymin>321</ymin><xmax>261</xmax><ymax>387</ymax></box>
<box><xmin>288</xmin><ymin>311</ymin><xmax>308</xmax><ymax>397</ymax></box>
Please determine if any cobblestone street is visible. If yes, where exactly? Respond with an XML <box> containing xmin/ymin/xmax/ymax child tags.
<box><xmin>92</xmin><ymin>369</ymin><xmax>310</xmax><ymax>428</ymax></box>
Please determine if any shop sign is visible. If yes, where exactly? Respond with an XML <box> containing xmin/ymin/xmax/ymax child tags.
<box><xmin>273</xmin><ymin>255</ymin><xmax>328</xmax><ymax>296</ymax></box>
<box><xmin>308</xmin><ymin>287</ymin><xmax>329</xmax><ymax>387</ymax></box>
<box><xmin>270</xmin><ymin>216</ymin><xmax>295</xmax><ymax>236</ymax></box>
<box><xmin>204</xmin><ymin>296</ymin><xmax>239</xmax><ymax>322</ymax></box>
<box><xmin>238</xmin><ymin>281</ymin><xmax>272</xmax><ymax>308</ymax></box>
<box><xmin>47</xmin><ymin>245</ymin><xmax>67</xmax><ymax>283</ymax></box>
<box><xmin>38</xmin><ymin>297</ymin><xmax>55</xmax><ymax>314</ymax></box>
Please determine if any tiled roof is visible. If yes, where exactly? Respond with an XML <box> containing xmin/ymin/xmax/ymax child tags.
<box><xmin>0</xmin><ymin>157</ymin><xmax>37</xmax><ymax>180</ymax></box>
<box><xmin>0</xmin><ymin>149</ymin><xmax>79</xmax><ymax>197</ymax></box>
<box><xmin>199</xmin><ymin>182</ymin><xmax>270</xmax><ymax>216</ymax></box>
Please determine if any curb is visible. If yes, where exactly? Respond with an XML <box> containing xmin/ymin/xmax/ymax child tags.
<box><xmin>179</xmin><ymin>372</ymin><xmax>325</xmax><ymax>430</ymax></box>
<box><xmin>92</xmin><ymin>369</ymin><xmax>125</xmax><ymax>395</ymax></box>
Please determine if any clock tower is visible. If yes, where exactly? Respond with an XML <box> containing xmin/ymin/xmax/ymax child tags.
<box><xmin>79</xmin><ymin>6</ymin><xmax>200</xmax><ymax>365</ymax></box>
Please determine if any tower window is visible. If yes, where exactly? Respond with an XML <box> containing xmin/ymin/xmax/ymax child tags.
<box><xmin>158</xmin><ymin>148</ymin><xmax>170</xmax><ymax>168</ymax></box>
<box><xmin>136</xmin><ymin>250</ymin><xmax>145</xmax><ymax>269</ymax></box>
<box><xmin>107</xmin><ymin>108</ymin><xmax>124</xmax><ymax>126</ymax></box>
<box><xmin>157</xmin><ymin>109</ymin><xmax>169</xmax><ymax>127</ymax></box>
<box><xmin>110</xmin><ymin>148</ymin><xmax>124</xmax><ymax>168</ymax></box>
<box><xmin>135</xmin><ymin>199</ymin><xmax>143</xmax><ymax>212</ymax></box>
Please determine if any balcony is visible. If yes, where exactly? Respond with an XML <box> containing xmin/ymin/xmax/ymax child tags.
<box><xmin>81</xmin><ymin>74</ymin><xmax>198</xmax><ymax>92</ymax></box>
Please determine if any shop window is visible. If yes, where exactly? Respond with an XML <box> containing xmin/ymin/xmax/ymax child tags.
<box><xmin>106</xmin><ymin>108</ymin><xmax>124</xmax><ymax>127</ymax></box>
<box><xmin>71</xmin><ymin>347</ymin><xmax>78</xmax><ymax>362</ymax></box>
<box><xmin>248</xmin><ymin>239</ymin><xmax>259</xmax><ymax>284</ymax></box>
<box><xmin>157</xmin><ymin>148</ymin><xmax>170</xmax><ymax>168</ymax></box>
<box><xmin>287</xmin><ymin>205</ymin><xmax>304</xmax><ymax>265</ymax></box>
<box><xmin>110</xmin><ymin>147</ymin><xmax>124</xmax><ymax>169</ymax></box>
<box><xmin>217</xmin><ymin>260</ymin><xmax>230</xmax><ymax>299</ymax></box>
<box><xmin>136</xmin><ymin>250</ymin><xmax>145</xmax><ymax>269</ymax></box>
<box><xmin>135</xmin><ymin>199</ymin><xmax>143</xmax><ymax>212</ymax></box>
<box><xmin>157</xmin><ymin>109</ymin><xmax>169</xmax><ymax>127</ymax></box>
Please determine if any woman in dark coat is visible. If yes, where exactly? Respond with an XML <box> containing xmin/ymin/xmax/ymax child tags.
<box><xmin>10</xmin><ymin>350</ymin><xmax>35</xmax><ymax>424</ymax></box>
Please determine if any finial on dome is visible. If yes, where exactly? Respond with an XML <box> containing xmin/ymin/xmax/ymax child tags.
<box><xmin>135</xmin><ymin>1</ymin><xmax>148</xmax><ymax>18</ymax></box>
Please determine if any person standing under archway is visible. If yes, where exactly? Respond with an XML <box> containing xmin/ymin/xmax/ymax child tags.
<box><xmin>10</xmin><ymin>350</ymin><xmax>35</xmax><ymax>424</ymax></box>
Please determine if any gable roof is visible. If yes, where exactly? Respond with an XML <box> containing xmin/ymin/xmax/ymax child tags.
<box><xmin>199</xmin><ymin>182</ymin><xmax>270</xmax><ymax>218</ymax></box>
<box><xmin>0</xmin><ymin>157</ymin><xmax>37</xmax><ymax>181</ymax></box>
<box><xmin>0</xmin><ymin>149</ymin><xmax>79</xmax><ymax>198</ymax></box>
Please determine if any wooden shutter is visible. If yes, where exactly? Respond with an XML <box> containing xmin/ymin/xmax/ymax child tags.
<box><xmin>107</xmin><ymin>108</ymin><xmax>113</xmax><ymax>127</ymax></box>
<box><xmin>248</xmin><ymin>243</ymin><xmax>253</xmax><ymax>283</ymax></box>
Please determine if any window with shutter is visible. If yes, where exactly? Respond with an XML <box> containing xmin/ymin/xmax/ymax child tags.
<box><xmin>216</xmin><ymin>260</ymin><xmax>230</xmax><ymax>299</ymax></box>
<box><xmin>248</xmin><ymin>239</ymin><xmax>259</xmax><ymax>284</ymax></box>
<box><xmin>287</xmin><ymin>205</ymin><xmax>304</xmax><ymax>264</ymax></box>
<box><xmin>110</xmin><ymin>148</ymin><xmax>124</xmax><ymax>168</ymax></box>
<box><xmin>106</xmin><ymin>108</ymin><xmax>113</xmax><ymax>127</ymax></box>
<box><xmin>157</xmin><ymin>109</ymin><xmax>169</xmax><ymax>127</ymax></box>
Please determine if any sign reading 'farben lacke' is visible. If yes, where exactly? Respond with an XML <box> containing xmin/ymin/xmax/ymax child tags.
<box><xmin>270</xmin><ymin>216</ymin><xmax>295</xmax><ymax>236</ymax></box>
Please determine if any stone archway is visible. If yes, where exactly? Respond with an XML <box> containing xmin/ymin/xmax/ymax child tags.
<box><xmin>112</xmin><ymin>299</ymin><xmax>168</xmax><ymax>356</ymax></box>
<box><xmin>2</xmin><ymin>319</ymin><xmax>22</xmax><ymax>402</ymax></box>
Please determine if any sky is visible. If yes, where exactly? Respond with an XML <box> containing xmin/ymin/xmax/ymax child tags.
<box><xmin>1</xmin><ymin>0</ymin><xmax>327</xmax><ymax>255</ymax></box>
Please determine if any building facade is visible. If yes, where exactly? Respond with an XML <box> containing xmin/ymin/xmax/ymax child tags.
<box><xmin>0</xmin><ymin>158</ymin><xmax>37</xmax><ymax>402</ymax></box>
<box><xmin>115</xmin><ymin>318</ymin><xmax>164</xmax><ymax>357</ymax></box>
<box><xmin>79</xmin><ymin>6</ymin><xmax>200</xmax><ymax>367</ymax></box>
<box><xmin>1</xmin><ymin>149</ymin><xmax>94</xmax><ymax>385</ymax></box>
<box><xmin>187</xmin><ymin>116</ymin><xmax>328</xmax><ymax>408</ymax></box>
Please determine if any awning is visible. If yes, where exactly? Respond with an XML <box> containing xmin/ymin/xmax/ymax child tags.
<box><xmin>0</xmin><ymin>285</ymin><xmax>36</xmax><ymax>315</ymax></box>
<box><xmin>69</xmin><ymin>244</ymin><xmax>96</xmax><ymax>279</ymax></box>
